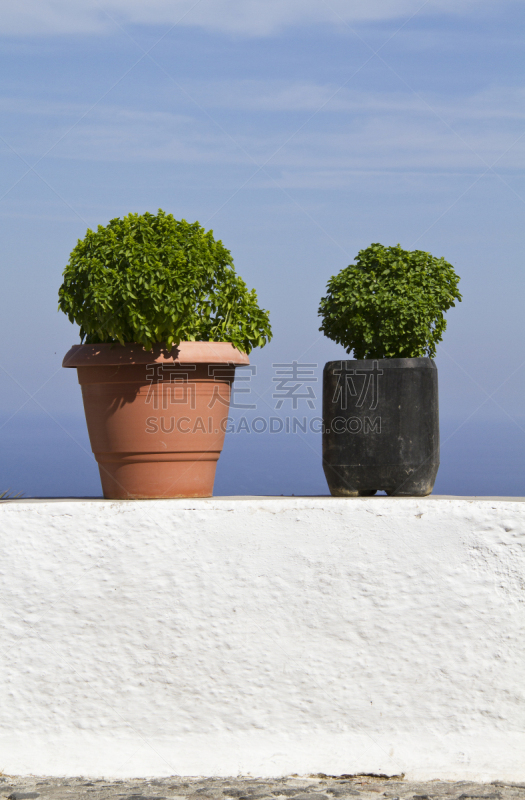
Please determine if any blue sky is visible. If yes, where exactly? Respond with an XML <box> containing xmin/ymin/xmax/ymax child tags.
<box><xmin>1</xmin><ymin>0</ymin><xmax>524</xmax><ymax>496</ymax></box>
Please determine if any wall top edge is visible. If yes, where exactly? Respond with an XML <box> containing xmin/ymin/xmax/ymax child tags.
<box><xmin>2</xmin><ymin>495</ymin><xmax>525</xmax><ymax>505</ymax></box>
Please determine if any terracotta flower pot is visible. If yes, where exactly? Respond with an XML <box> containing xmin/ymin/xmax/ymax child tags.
<box><xmin>63</xmin><ymin>342</ymin><xmax>249</xmax><ymax>499</ymax></box>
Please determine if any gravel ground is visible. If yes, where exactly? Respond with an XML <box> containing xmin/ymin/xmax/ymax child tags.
<box><xmin>1</xmin><ymin>774</ymin><xmax>524</xmax><ymax>800</ymax></box>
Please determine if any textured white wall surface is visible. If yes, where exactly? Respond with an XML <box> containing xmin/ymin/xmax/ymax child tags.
<box><xmin>0</xmin><ymin>497</ymin><xmax>524</xmax><ymax>780</ymax></box>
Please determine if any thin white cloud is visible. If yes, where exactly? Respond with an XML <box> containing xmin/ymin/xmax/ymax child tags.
<box><xmin>182</xmin><ymin>80</ymin><xmax>525</xmax><ymax>120</ymax></box>
<box><xmin>0</xmin><ymin>100</ymin><xmax>244</xmax><ymax>164</ymax></box>
<box><xmin>2</xmin><ymin>85</ymin><xmax>523</xmax><ymax>176</ymax></box>
<box><xmin>0</xmin><ymin>0</ymin><xmax>509</xmax><ymax>37</ymax></box>
<box><xmin>3</xmin><ymin>84</ymin><xmax>525</xmax><ymax>121</ymax></box>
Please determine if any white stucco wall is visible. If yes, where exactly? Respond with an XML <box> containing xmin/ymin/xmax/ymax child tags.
<box><xmin>0</xmin><ymin>496</ymin><xmax>524</xmax><ymax>780</ymax></box>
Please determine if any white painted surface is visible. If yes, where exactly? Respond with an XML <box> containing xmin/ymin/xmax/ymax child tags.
<box><xmin>0</xmin><ymin>497</ymin><xmax>524</xmax><ymax>780</ymax></box>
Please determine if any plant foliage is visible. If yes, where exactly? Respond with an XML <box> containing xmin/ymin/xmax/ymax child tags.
<box><xmin>58</xmin><ymin>210</ymin><xmax>272</xmax><ymax>354</ymax></box>
<box><xmin>0</xmin><ymin>489</ymin><xmax>24</xmax><ymax>500</ymax></box>
<box><xmin>318</xmin><ymin>243</ymin><xmax>462</xmax><ymax>359</ymax></box>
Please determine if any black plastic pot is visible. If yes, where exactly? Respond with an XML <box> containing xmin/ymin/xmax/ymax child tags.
<box><xmin>322</xmin><ymin>357</ymin><xmax>439</xmax><ymax>496</ymax></box>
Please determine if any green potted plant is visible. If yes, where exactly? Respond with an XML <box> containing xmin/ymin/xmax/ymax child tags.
<box><xmin>318</xmin><ymin>243</ymin><xmax>461</xmax><ymax>496</ymax></box>
<box><xmin>60</xmin><ymin>209</ymin><xmax>271</xmax><ymax>499</ymax></box>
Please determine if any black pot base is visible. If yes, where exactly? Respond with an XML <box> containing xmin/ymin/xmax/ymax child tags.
<box><xmin>323</xmin><ymin>464</ymin><xmax>437</xmax><ymax>497</ymax></box>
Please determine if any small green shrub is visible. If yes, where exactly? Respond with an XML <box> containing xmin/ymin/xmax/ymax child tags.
<box><xmin>318</xmin><ymin>243</ymin><xmax>462</xmax><ymax>359</ymax></box>
<box><xmin>58</xmin><ymin>209</ymin><xmax>272</xmax><ymax>354</ymax></box>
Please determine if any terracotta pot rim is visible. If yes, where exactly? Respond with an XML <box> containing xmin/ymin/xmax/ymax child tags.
<box><xmin>63</xmin><ymin>341</ymin><xmax>250</xmax><ymax>368</ymax></box>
